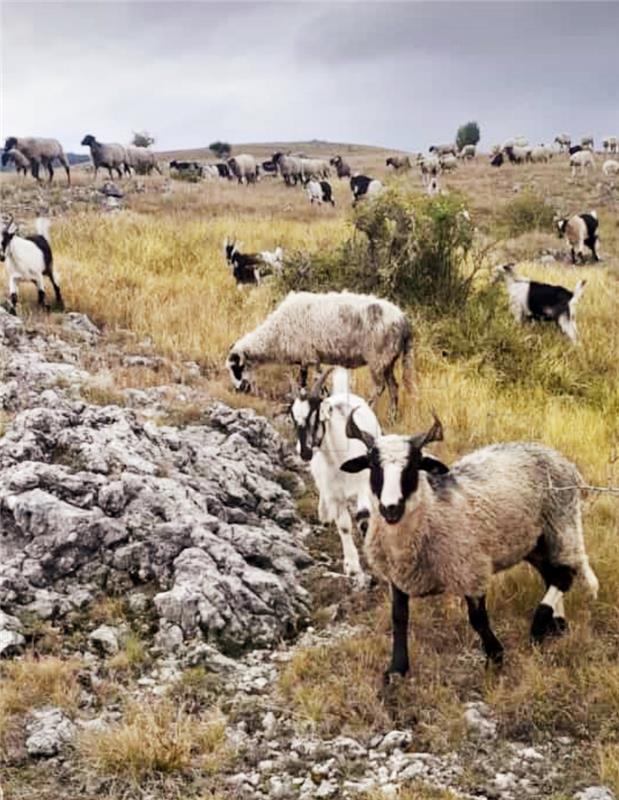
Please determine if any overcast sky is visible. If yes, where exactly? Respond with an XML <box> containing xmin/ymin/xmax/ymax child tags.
<box><xmin>1</xmin><ymin>1</ymin><xmax>618</xmax><ymax>153</ymax></box>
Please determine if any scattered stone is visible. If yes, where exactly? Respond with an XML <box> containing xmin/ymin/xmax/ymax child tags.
<box><xmin>25</xmin><ymin>707</ymin><xmax>76</xmax><ymax>757</ymax></box>
<box><xmin>89</xmin><ymin>625</ymin><xmax>121</xmax><ymax>655</ymax></box>
<box><xmin>574</xmin><ymin>789</ymin><xmax>616</xmax><ymax>800</ymax></box>
<box><xmin>62</xmin><ymin>313</ymin><xmax>101</xmax><ymax>340</ymax></box>
<box><xmin>0</xmin><ymin>609</ymin><xmax>25</xmax><ymax>657</ymax></box>
<box><xmin>463</xmin><ymin>701</ymin><xmax>498</xmax><ymax>740</ymax></box>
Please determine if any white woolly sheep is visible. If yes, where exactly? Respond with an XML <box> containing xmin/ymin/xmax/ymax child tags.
<box><xmin>429</xmin><ymin>143</ymin><xmax>457</xmax><ymax>157</ymax></box>
<box><xmin>570</xmin><ymin>149</ymin><xmax>595</xmax><ymax>178</ymax></box>
<box><xmin>439</xmin><ymin>153</ymin><xmax>458</xmax><ymax>171</ymax></box>
<box><xmin>125</xmin><ymin>146</ymin><xmax>162</xmax><ymax>176</ymax></box>
<box><xmin>226</xmin><ymin>290</ymin><xmax>414</xmax><ymax>411</ymax></box>
<box><xmin>580</xmin><ymin>135</ymin><xmax>594</xmax><ymax>151</ymax></box>
<box><xmin>3</xmin><ymin>136</ymin><xmax>70</xmax><ymax>184</ymax></box>
<box><xmin>457</xmin><ymin>144</ymin><xmax>476</xmax><ymax>160</ymax></box>
<box><xmin>602</xmin><ymin>159</ymin><xmax>619</xmax><ymax>176</ymax></box>
<box><xmin>227</xmin><ymin>154</ymin><xmax>259</xmax><ymax>184</ymax></box>
<box><xmin>340</xmin><ymin>412</ymin><xmax>598</xmax><ymax>679</ymax></box>
<box><xmin>555</xmin><ymin>210</ymin><xmax>600</xmax><ymax>264</ymax></box>
<box><xmin>0</xmin><ymin>215</ymin><xmax>64</xmax><ymax>314</ymax></box>
<box><xmin>494</xmin><ymin>263</ymin><xmax>586</xmax><ymax>343</ymax></box>
<box><xmin>386</xmin><ymin>155</ymin><xmax>411</xmax><ymax>170</ymax></box>
<box><xmin>290</xmin><ymin>368</ymin><xmax>381</xmax><ymax>584</ymax></box>
<box><xmin>528</xmin><ymin>146</ymin><xmax>551</xmax><ymax>163</ymax></box>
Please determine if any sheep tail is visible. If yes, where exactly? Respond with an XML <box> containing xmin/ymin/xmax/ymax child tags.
<box><xmin>35</xmin><ymin>217</ymin><xmax>51</xmax><ymax>242</ymax></box>
<box><xmin>580</xmin><ymin>559</ymin><xmax>599</xmax><ymax>599</ymax></box>
<box><xmin>569</xmin><ymin>280</ymin><xmax>587</xmax><ymax>313</ymax></box>
<box><xmin>401</xmin><ymin>324</ymin><xmax>415</xmax><ymax>394</ymax></box>
<box><xmin>331</xmin><ymin>367</ymin><xmax>349</xmax><ymax>396</ymax></box>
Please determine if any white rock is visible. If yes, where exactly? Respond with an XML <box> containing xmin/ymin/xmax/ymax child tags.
<box><xmin>26</xmin><ymin>707</ymin><xmax>76</xmax><ymax>757</ymax></box>
<box><xmin>314</xmin><ymin>780</ymin><xmax>338</xmax><ymax>798</ymax></box>
<box><xmin>377</xmin><ymin>729</ymin><xmax>413</xmax><ymax>753</ymax></box>
<box><xmin>262</xmin><ymin>710</ymin><xmax>278</xmax><ymax>738</ymax></box>
<box><xmin>574</xmin><ymin>789</ymin><xmax>616</xmax><ymax>800</ymax></box>
<box><xmin>463</xmin><ymin>701</ymin><xmax>497</xmax><ymax>740</ymax></box>
<box><xmin>89</xmin><ymin>624</ymin><xmax>120</xmax><ymax>655</ymax></box>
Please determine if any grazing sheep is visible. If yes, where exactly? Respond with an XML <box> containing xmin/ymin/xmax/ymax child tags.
<box><xmin>290</xmin><ymin>368</ymin><xmax>381</xmax><ymax>584</ymax></box>
<box><xmin>0</xmin><ymin>215</ymin><xmax>63</xmax><ymax>314</ymax></box>
<box><xmin>555</xmin><ymin>210</ymin><xmax>600</xmax><ymax>264</ymax></box>
<box><xmin>125</xmin><ymin>146</ymin><xmax>162</xmax><ymax>175</ymax></box>
<box><xmin>429</xmin><ymin>143</ymin><xmax>457</xmax><ymax>157</ymax></box>
<box><xmin>439</xmin><ymin>153</ymin><xmax>458</xmax><ymax>171</ymax></box>
<box><xmin>457</xmin><ymin>144</ymin><xmax>476</xmax><ymax>160</ymax></box>
<box><xmin>602</xmin><ymin>136</ymin><xmax>618</xmax><ymax>154</ymax></box>
<box><xmin>580</xmin><ymin>135</ymin><xmax>594</xmax><ymax>151</ymax></box>
<box><xmin>330</xmin><ymin>155</ymin><xmax>352</xmax><ymax>178</ymax></box>
<box><xmin>494</xmin><ymin>263</ymin><xmax>586</xmax><ymax>343</ymax></box>
<box><xmin>386</xmin><ymin>155</ymin><xmax>411</xmax><ymax>171</ymax></box>
<box><xmin>226</xmin><ymin>290</ymin><xmax>414</xmax><ymax>411</ymax></box>
<box><xmin>418</xmin><ymin>155</ymin><xmax>441</xmax><ymax>182</ymax></box>
<box><xmin>602</xmin><ymin>159</ymin><xmax>619</xmax><ymax>176</ymax></box>
<box><xmin>554</xmin><ymin>133</ymin><xmax>571</xmax><ymax>152</ymax></box>
<box><xmin>299</xmin><ymin>158</ymin><xmax>330</xmax><ymax>182</ymax></box>
<box><xmin>1</xmin><ymin>148</ymin><xmax>30</xmax><ymax>175</ymax></box>
<box><xmin>529</xmin><ymin>146</ymin><xmax>551</xmax><ymax>163</ymax></box>
<box><xmin>569</xmin><ymin>149</ymin><xmax>595</xmax><ymax>178</ymax></box>
<box><xmin>350</xmin><ymin>174</ymin><xmax>383</xmax><ymax>204</ymax></box>
<box><xmin>341</xmin><ymin>412</ymin><xmax>598</xmax><ymax>679</ymax></box>
<box><xmin>306</xmin><ymin>179</ymin><xmax>335</xmax><ymax>206</ymax></box>
<box><xmin>3</xmin><ymin>136</ymin><xmax>70</xmax><ymax>184</ymax></box>
<box><xmin>81</xmin><ymin>135</ymin><xmax>127</xmax><ymax>180</ymax></box>
<box><xmin>272</xmin><ymin>152</ymin><xmax>302</xmax><ymax>185</ymax></box>
<box><xmin>227</xmin><ymin>154</ymin><xmax>258</xmax><ymax>184</ymax></box>
<box><xmin>504</xmin><ymin>145</ymin><xmax>530</xmax><ymax>164</ymax></box>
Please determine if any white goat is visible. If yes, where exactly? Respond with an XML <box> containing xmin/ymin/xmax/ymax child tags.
<box><xmin>0</xmin><ymin>215</ymin><xmax>64</xmax><ymax>313</ymax></box>
<box><xmin>290</xmin><ymin>368</ymin><xmax>380</xmax><ymax>584</ymax></box>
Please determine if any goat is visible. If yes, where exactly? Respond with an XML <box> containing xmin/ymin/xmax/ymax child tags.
<box><xmin>330</xmin><ymin>155</ymin><xmax>352</xmax><ymax>178</ymax></box>
<box><xmin>223</xmin><ymin>238</ymin><xmax>265</xmax><ymax>286</ymax></box>
<box><xmin>81</xmin><ymin>135</ymin><xmax>127</xmax><ymax>180</ymax></box>
<box><xmin>215</xmin><ymin>162</ymin><xmax>231</xmax><ymax>179</ymax></box>
<box><xmin>0</xmin><ymin>215</ymin><xmax>64</xmax><ymax>314</ymax></box>
<box><xmin>1</xmin><ymin>148</ymin><xmax>30</xmax><ymax>175</ymax></box>
<box><xmin>261</xmin><ymin>160</ymin><xmax>278</xmax><ymax>175</ymax></box>
<box><xmin>555</xmin><ymin>211</ymin><xmax>600</xmax><ymax>264</ymax></box>
<box><xmin>290</xmin><ymin>368</ymin><xmax>380</xmax><ymax>584</ymax></box>
<box><xmin>570</xmin><ymin>150</ymin><xmax>595</xmax><ymax>178</ymax></box>
<box><xmin>259</xmin><ymin>246</ymin><xmax>284</xmax><ymax>274</ymax></box>
<box><xmin>494</xmin><ymin>263</ymin><xmax>586</xmax><ymax>343</ymax></box>
<box><xmin>226</xmin><ymin>290</ymin><xmax>414</xmax><ymax>411</ymax></box>
<box><xmin>341</xmin><ymin>412</ymin><xmax>598</xmax><ymax>680</ymax></box>
<box><xmin>554</xmin><ymin>133</ymin><xmax>571</xmax><ymax>152</ymax></box>
<box><xmin>3</xmin><ymin>137</ymin><xmax>70</xmax><ymax>184</ymax></box>
<box><xmin>170</xmin><ymin>160</ymin><xmax>204</xmax><ymax>178</ymax></box>
<box><xmin>307</xmin><ymin>180</ymin><xmax>335</xmax><ymax>206</ymax></box>
<box><xmin>350</xmin><ymin>175</ymin><xmax>383</xmax><ymax>205</ymax></box>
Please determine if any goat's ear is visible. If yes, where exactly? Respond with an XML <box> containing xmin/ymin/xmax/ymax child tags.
<box><xmin>319</xmin><ymin>403</ymin><xmax>332</xmax><ymax>422</ymax></box>
<box><xmin>419</xmin><ymin>456</ymin><xmax>449</xmax><ymax>475</ymax></box>
<box><xmin>340</xmin><ymin>455</ymin><xmax>370</xmax><ymax>473</ymax></box>
<box><xmin>6</xmin><ymin>221</ymin><xmax>17</xmax><ymax>235</ymax></box>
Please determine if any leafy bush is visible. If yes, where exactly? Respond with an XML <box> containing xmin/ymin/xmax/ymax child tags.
<box><xmin>497</xmin><ymin>191</ymin><xmax>556</xmax><ymax>237</ymax></box>
<box><xmin>131</xmin><ymin>131</ymin><xmax>155</xmax><ymax>148</ymax></box>
<box><xmin>209</xmin><ymin>141</ymin><xmax>231</xmax><ymax>159</ymax></box>
<box><xmin>456</xmin><ymin>121</ymin><xmax>481</xmax><ymax>151</ymax></box>
<box><xmin>279</xmin><ymin>189</ymin><xmax>476</xmax><ymax>311</ymax></box>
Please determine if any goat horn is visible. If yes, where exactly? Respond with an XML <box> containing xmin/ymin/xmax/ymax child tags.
<box><xmin>345</xmin><ymin>409</ymin><xmax>375</xmax><ymax>450</ymax></box>
<box><xmin>310</xmin><ymin>367</ymin><xmax>334</xmax><ymax>399</ymax></box>
<box><xmin>417</xmin><ymin>410</ymin><xmax>444</xmax><ymax>448</ymax></box>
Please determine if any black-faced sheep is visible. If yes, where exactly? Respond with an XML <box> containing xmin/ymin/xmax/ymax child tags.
<box><xmin>81</xmin><ymin>135</ymin><xmax>127</xmax><ymax>180</ymax></box>
<box><xmin>3</xmin><ymin>137</ymin><xmax>70</xmax><ymax>184</ymax></box>
<box><xmin>1</xmin><ymin>148</ymin><xmax>30</xmax><ymax>175</ymax></box>
<box><xmin>386</xmin><ymin>156</ymin><xmax>411</xmax><ymax>170</ymax></box>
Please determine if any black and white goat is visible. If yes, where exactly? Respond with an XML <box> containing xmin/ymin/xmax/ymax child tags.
<box><xmin>290</xmin><ymin>368</ymin><xmax>380</xmax><ymax>585</ymax></box>
<box><xmin>555</xmin><ymin>211</ymin><xmax>600</xmax><ymax>264</ymax></box>
<box><xmin>223</xmin><ymin>238</ymin><xmax>283</xmax><ymax>286</ymax></box>
<box><xmin>306</xmin><ymin>180</ymin><xmax>335</xmax><ymax>206</ymax></box>
<box><xmin>494</xmin><ymin>263</ymin><xmax>585</xmax><ymax>343</ymax></box>
<box><xmin>0</xmin><ymin>215</ymin><xmax>64</xmax><ymax>314</ymax></box>
<box><xmin>350</xmin><ymin>174</ymin><xmax>383</xmax><ymax>205</ymax></box>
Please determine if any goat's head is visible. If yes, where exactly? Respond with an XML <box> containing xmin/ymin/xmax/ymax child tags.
<box><xmin>341</xmin><ymin>411</ymin><xmax>446</xmax><ymax>525</ymax></box>
<box><xmin>490</xmin><ymin>151</ymin><xmax>504</xmax><ymax>167</ymax></box>
<box><xmin>3</xmin><ymin>137</ymin><xmax>17</xmax><ymax>153</ymax></box>
<box><xmin>554</xmin><ymin>215</ymin><xmax>568</xmax><ymax>238</ymax></box>
<box><xmin>81</xmin><ymin>135</ymin><xmax>97</xmax><ymax>147</ymax></box>
<box><xmin>0</xmin><ymin>214</ymin><xmax>18</xmax><ymax>262</ymax></box>
<box><xmin>493</xmin><ymin>263</ymin><xmax>516</xmax><ymax>284</ymax></box>
<box><xmin>223</xmin><ymin>237</ymin><xmax>237</xmax><ymax>263</ymax></box>
<box><xmin>226</xmin><ymin>348</ymin><xmax>251</xmax><ymax>394</ymax></box>
<box><xmin>289</xmin><ymin>369</ymin><xmax>333</xmax><ymax>461</ymax></box>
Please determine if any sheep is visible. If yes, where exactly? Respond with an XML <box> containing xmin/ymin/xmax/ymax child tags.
<box><xmin>580</xmin><ymin>135</ymin><xmax>594</xmax><ymax>151</ymax></box>
<box><xmin>226</xmin><ymin>290</ymin><xmax>414</xmax><ymax>411</ymax></box>
<box><xmin>202</xmin><ymin>164</ymin><xmax>221</xmax><ymax>180</ymax></box>
<box><xmin>457</xmin><ymin>144</ymin><xmax>476</xmax><ymax>160</ymax></box>
<box><xmin>386</xmin><ymin>155</ymin><xmax>411</xmax><ymax>171</ymax></box>
<box><xmin>306</xmin><ymin>180</ymin><xmax>335</xmax><ymax>206</ymax></box>
<box><xmin>330</xmin><ymin>155</ymin><xmax>352</xmax><ymax>179</ymax></box>
<box><xmin>490</xmin><ymin>150</ymin><xmax>504</xmax><ymax>167</ymax></box>
<box><xmin>261</xmin><ymin>159</ymin><xmax>278</xmax><ymax>175</ymax></box>
<box><xmin>340</xmin><ymin>412</ymin><xmax>598</xmax><ymax>679</ymax></box>
<box><xmin>528</xmin><ymin>146</ymin><xmax>551</xmax><ymax>163</ymax></box>
<box><xmin>1</xmin><ymin>148</ymin><xmax>31</xmax><ymax>175</ymax></box>
<box><xmin>494</xmin><ymin>263</ymin><xmax>586</xmax><ymax>343</ymax></box>
<box><xmin>418</xmin><ymin>155</ymin><xmax>440</xmax><ymax>182</ymax></box>
<box><xmin>439</xmin><ymin>153</ymin><xmax>458</xmax><ymax>171</ymax></box>
<box><xmin>227</xmin><ymin>154</ymin><xmax>258</xmax><ymax>184</ymax></box>
<box><xmin>2</xmin><ymin>136</ymin><xmax>70</xmax><ymax>184</ymax></box>
<box><xmin>125</xmin><ymin>146</ymin><xmax>162</xmax><ymax>176</ymax></box>
<box><xmin>0</xmin><ymin>215</ymin><xmax>64</xmax><ymax>314</ymax></box>
<box><xmin>300</xmin><ymin>158</ymin><xmax>331</xmax><ymax>182</ymax></box>
<box><xmin>215</xmin><ymin>162</ymin><xmax>231</xmax><ymax>179</ymax></box>
<box><xmin>272</xmin><ymin>152</ymin><xmax>302</xmax><ymax>185</ymax></box>
<box><xmin>555</xmin><ymin>210</ymin><xmax>600</xmax><ymax>264</ymax></box>
<box><xmin>554</xmin><ymin>133</ymin><xmax>571</xmax><ymax>152</ymax></box>
<box><xmin>504</xmin><ymin>145</ymin><xmax>530</xmax><ymax>164</ymax></box>
<box><xmin>602</xmin><ymin>159</ymin><xmax>619</xmax><ymax>176</ymax></box>
<box><xmin>602</xmin><ymin>136</ymin><xmax>618</xmax><ymax>154</ymax></box>
<box><xmin>81</xmin><ymin>135</ymin><xmax>127</xmax><ymax>180</ymax></box>
<box><xmin>290</xmin><ymin>368</ymin><xmax>381</xmax><ymax>584</ymax></box>
<box><xmin>429</xmin><ymin>143</ymin><xmax>457</xmax><ymax>157</ymax></box>
<box><xmin>350</xmin><ymin>175</ymin><xmax>383</xmax><ymax>205</ymax></box>
<box><xmin>569</xmin><ymin>149</ymin><xmax>595</xmax><ymax>178</ymax></box>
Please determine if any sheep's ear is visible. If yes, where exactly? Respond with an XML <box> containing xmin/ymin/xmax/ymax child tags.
<box><xmin>340</xmin><ymin>455</ymin><xmax>370</xmax><ymax>474</ymax></box>
<box><xmin>419</xmin><ymin>456</ymin><xmax>449</xmax><ymax>475</ymax></box>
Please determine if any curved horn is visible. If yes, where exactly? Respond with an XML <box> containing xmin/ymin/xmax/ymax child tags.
<box><xmin>345</xmin><ymin>409</ymin><xmax>375</xmax><ymax>450</ymax></box>
<box><xmin>412</xmin><ymin>410</ymin><xmax>444</xmax><ymax>449</ymax></box>
<box><xmin>310</xmin><ymin>367</ymin><xmax>334</xmax><ymax>399</ymax></box>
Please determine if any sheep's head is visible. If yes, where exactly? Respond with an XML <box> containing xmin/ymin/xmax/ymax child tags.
<box><xmin>3</xmin><ymin>137</ymin><xmax>17</xmax><ymax>153</ymax></box>
<box><xmin>289</xmin><ymin>369</ymin><xmax>332</xmax><ymax>462</ymax></box>
<box><xmin>341</xmin><ymin>412</ymin><xmax>447</xmax><ymax>525</ymax></box>
<box><xmin>81</xmin><ymin>135</ymin><xmax>96</xmax><ymax>146</ymax></box>
<box><xmin>226</xmin><ymin>349</ymin><xmax>251</xmax><ymax>393</ymax></box>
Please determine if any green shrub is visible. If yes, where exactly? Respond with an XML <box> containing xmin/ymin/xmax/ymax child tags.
<box><xmin>455</xmin><ymin>120</ymin><xmax>481</xmax><ymax>151</ymax></box>
<box><xmin>279</xmin><ymin>189</ymin><xmax>476</xmax><ymax>311</ymax></box>
<box><xmin>496</xmin><ymin>191</ymin><xmax>556</xmax><ymax>237</ymax></box>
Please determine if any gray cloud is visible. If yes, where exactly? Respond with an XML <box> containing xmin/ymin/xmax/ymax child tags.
<box><xmin>2</xmin><ymin>1</ymin><xmax>618</xmax><ymax>154</ymax></box>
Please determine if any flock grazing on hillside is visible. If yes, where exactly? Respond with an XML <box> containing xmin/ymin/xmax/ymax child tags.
<box><xmin>0</xmin><ymin>127</ymin><xmax>612</xmax><ymax>682</ymax></box>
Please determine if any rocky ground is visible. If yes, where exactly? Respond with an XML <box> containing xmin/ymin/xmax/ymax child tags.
<box><xmin>0</xmin><ymin>308</ymin><xmax>614</xmax><ymax>800</ymax></box>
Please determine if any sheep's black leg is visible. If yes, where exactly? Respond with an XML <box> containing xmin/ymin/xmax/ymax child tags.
<box><xmin>465</xmin><ymin>596</ymin><xmax>504</xmax><ymax>665</ymax></box>
<box><xmin>571</xmin><ymin>248</ymin><xmax>576</xmax><ymax>265</ymax></box>
<box><xmin>385</xmin><ymin>583</ymin><xmax>410</xmax><ymax>680</ymax></box>
<box><xmin>9</xmin><ymin>292</ymin><xmax>18</xmax><ymax>314</ymax></box>
<box><xmin>47</xmin><ymin>161</ymin><xmax>54</xmax><ymax>183</ymax></box>
<box><xmin>37</xmin><ymin>289</ymin><xmax>47</xmax><ymax>308</ymax></box>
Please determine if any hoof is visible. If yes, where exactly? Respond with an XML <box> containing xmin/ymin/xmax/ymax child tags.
<box><xmin>485</xmin><ymin>649</ymin><xmax>505</xmax><ymax>669</ymax></box>
<box><xmin>531</xmin><ymin>603</ymin><xmax>555</xmax><ymax>643</ymax></box>
<box><xmin>383</xmin><ymin>667</ymin><xmax>408</xmax><ymax>686</ymax></box>
<box><xmin>547</xmin><ymin>616</ymin><xmax>568</xmax><ymax>637</ymax></box>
